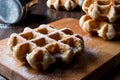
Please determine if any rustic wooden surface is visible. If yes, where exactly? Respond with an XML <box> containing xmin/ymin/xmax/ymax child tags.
<box><xmin>0</xmin><ymin>0</ymin><xmax>120</xmax><ymax>80</ymax></box>
<box><xmin>0</xmin><ymin>18</ymin><xmax>120</xmax><ymax>80</ymax></box>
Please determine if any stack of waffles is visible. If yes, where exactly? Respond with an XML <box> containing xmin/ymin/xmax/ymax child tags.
<box><xmin>80</xmin><ymin>0</ymin><xmax>120</xmax><ymax>40</ymax></box>
<box><xmin>8</xmin><ymin>24</ymin><xmax>84</xmax><ymax>70</ymax></box>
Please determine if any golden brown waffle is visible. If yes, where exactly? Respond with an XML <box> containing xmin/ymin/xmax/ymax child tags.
<box><xmin>79</xmin><ymin>14</ymin><xmax>120</xmax><ymax>40</ymax></box>
<box><xmin>8</xmin><ymin>24</ymin><xmax>84</xmax><ymax>70</ymax></box>
<box><xmin>82</xmin><ymin>0</ymin><xmax>120</xmax><ymax>23</ymax></box>
<box><xmin>46</xmin><ymin>0</ymin><xmax>77</xmax><ymax>11</ymax></box>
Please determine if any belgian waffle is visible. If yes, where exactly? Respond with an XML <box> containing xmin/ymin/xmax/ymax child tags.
<box><xmin>79</xmin><ymin>14</ymin><xmax>120</xmax><ymax>40</ymax></box>
<box><xmin>82</xmin><ymin>0</ymin><xmax>120</xmax><ymax>23</ymax></box>
<box><xmin>8</xmin><ymin>24</ymin><xmax>84</xmax><ymax>70</ymax></box>
<box><xmin>46</xmin><ymin>0</ymin><xmax>77</xmax><ymax>11</ymax></box>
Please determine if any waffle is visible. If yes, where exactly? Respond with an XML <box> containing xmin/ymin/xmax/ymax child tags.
<box><xmin>8</xmin><ymin>24</ymin><xmax>84</xmax><ymax>70</ymax></box>
<box><xmin>79</xmin><ymin>14</ymin><xmax>120</xmax><ymax>40</ymax></box>
<box><xmin>46</xmin><ymin>0</ymin><xmax>77</xmax><ymax>11</ymax></box>
<box><xmin>82</xmin><ymin>0</ymin><xmax>120</xmax><ymax>23</ymax></box>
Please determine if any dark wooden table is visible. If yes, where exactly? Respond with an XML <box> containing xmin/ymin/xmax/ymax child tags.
<box><xmin>0</xmin><ymin>0</ymin><xmax>120</xmax><ymax>80</ymax></box>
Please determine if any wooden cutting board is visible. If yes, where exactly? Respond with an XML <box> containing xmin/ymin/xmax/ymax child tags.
<box><xmin>0</xmin><ymin>18</ymin><xmax>120</xmax><ymax>80</ymax></box>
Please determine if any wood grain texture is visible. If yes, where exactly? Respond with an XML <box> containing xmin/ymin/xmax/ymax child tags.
<box><xmin>0</xmin><ymin>18</ymin><xmax>120</xmax><ymax>80</ymax></box>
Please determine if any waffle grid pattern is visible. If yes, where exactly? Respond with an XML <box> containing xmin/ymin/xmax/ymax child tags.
<box><xmin>46</xmin><ymin>0</ymin><xmax>83</xmax><ymax>11</ymax></box>
<box><xmin>8</xmin><ymin>24</ymin><xmax>84</xmax><ymax>70</ymax></box>
<box><xmin>47</xmin><ymin>0</ymin><xmax>77</xmax><ymax>11</ymax></box>
<box><xmin>79</xmin><ymin>14</ymin><xmax>119</xmax><ymax>40</ymax></box>
<box><xmin>82</xmin><ymin>0</ymin><xmax>120</xmax><ymax>23</ymax></box>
